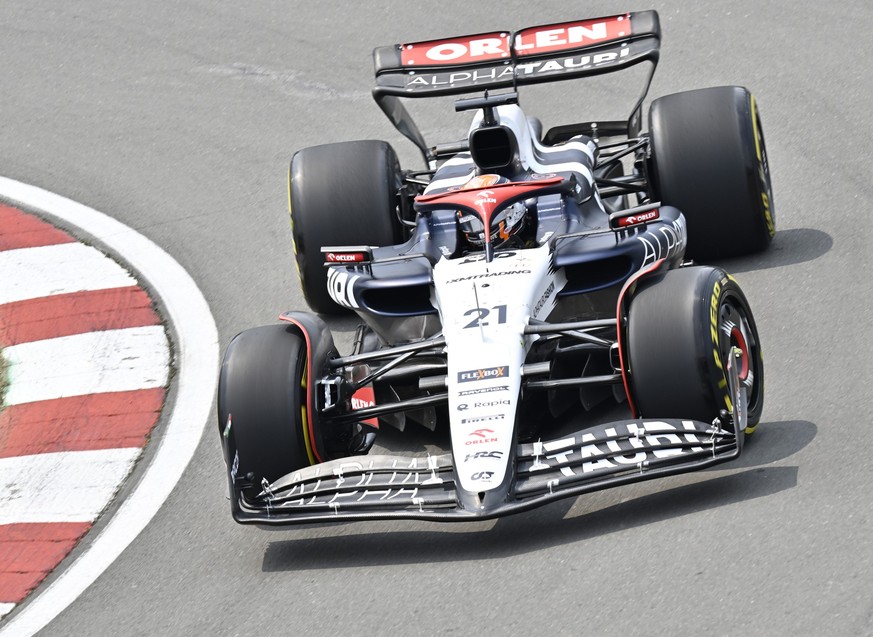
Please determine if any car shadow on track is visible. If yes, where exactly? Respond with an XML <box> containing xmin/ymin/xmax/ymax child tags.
<box><xmin>724</xmin><ymin>419</ymin><xmax>817</xmax><ymax>469</ymax></box>
<box><xmin>260</xmin><ymin>419</ymin><xmax>816</xmax><ymax>572</ymax></box>
<box><xmin>260</xmin><ymin>468</ymin><xmax>798</xmax><ymax>571</ymax></box>
<box><xmin>710</xmin><ymin>228</ymin><xmax>833</xmax><ymax>274</ymax></box>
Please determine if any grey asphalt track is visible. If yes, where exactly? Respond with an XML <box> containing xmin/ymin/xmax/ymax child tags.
<box><xmin>1</xmin><ymin>1</ymin><xmax>871</xmax><ymax>635</ymax></box>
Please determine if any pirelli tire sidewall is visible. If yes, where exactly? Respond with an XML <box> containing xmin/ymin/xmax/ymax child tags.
<box><xmin>289</xmin><ymin>140</ymin><xmax>404</xmax><ymax>315</ymax></box>
<box><xmin>218</xmin><ymin>324</ymin><xmax>312</xmax><ymax>498</ymax></box>
<box><xmin>648</xmin><ymin>86</ymin><xmax>776</xmax><ymax>261</ymax></box>
<box><xmin>626</xmin><ymin>266</ymin><xmax>764</xmax><ymax>432</ymax></box>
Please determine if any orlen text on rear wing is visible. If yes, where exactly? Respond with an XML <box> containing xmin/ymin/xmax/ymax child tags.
<box><xmin>372</xmin><ymin>10</ymin><xmax>661</xmax><ymax>164</ymax></box>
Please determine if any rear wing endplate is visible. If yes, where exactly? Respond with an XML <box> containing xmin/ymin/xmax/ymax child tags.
<box><xmin>372</xmin><ymin>10</ymin><xmax>661</xmax><ymax>162</ymax></box>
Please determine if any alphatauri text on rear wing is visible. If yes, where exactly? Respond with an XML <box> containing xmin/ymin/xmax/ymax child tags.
<box><xmin>372</xmin><ymin>11</ymin><xmax>660</xmax><ymax>162</ymax></box>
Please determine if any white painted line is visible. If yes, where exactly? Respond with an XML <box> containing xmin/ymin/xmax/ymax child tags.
<box><xmin>4</xmin><ymin>326</ymin><xmax>169</xmax><ymax>406</ymax></box>
<box><xmin>0</xmin><ymin>242</ymin><xmax>135</xmax><ymax>305</ymax></box>
<box><xmin>0</xmin><ymin>448</ymin><xmax>141</xmax><ymax>525</ymax></box>
<box><xmin>0</xmin><ymin>606</ymin><xmax>13</xmax><ymax>621</ymax></box>
<box><xmin>0</xmin><ymin>178</ymin><xmax>218</xmax><ymax>636</ymax></box>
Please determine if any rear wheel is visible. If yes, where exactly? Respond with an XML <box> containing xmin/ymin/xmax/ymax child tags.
<box><xmin>626</xmin><ymin>266</ymin><xmax>764</xmax><ymax>433</ymax></box>
<box><xmin>289</xmin><ymin>140</ymin><xmax>404</xmax><ymax>314</ymax></box>
<box><xmin>218</xmin><ymin>324</ymin><xmax>312</xmax><ymax>497</ymax></box>
<box><xmin>649</xmin><ymin>86</ymin><xmax>775</xmax><ymax>260</ymax></box>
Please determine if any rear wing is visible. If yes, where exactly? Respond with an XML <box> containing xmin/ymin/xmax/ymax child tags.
<box><xmin>373</xmin><ymin>10</ymin><xmax>661</xmax><ymax>162</ymax></box>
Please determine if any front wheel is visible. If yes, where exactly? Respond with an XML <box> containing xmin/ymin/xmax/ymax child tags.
<box><xmin>217</xmin><ymin>324</ymin><xmax>313</xmax><ymax>497</ymax></box>
<box><xmin>626</xmin><ymin>266</ymin><xmax>764</xmax><ymax>433</ymax></box>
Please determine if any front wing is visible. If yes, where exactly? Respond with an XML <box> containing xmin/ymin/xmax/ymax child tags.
<box><xmin>223</xmin><ymin>348</ymin><xmax>747</xmax><ymax>526</ymax></box>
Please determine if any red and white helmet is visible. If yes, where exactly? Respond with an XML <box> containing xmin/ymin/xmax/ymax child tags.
<box><xmin>457</xmin><ymin>174</ymin><xmax>527</xmax><ymax>248</ymax></box>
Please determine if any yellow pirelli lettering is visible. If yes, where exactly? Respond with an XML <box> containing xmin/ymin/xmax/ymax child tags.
<box><xmin>751</xmin><ymin>95</ymin><xmax>776</xmax><ymax>238</ymax></box>
<box><xmin>710</xmin><ymin>279</ymin><xmax>730</xmax><ymax>409</ymax></box>
<box><xmin>762</xmin><ymin>192</ymin><xmax>775</xmax><ymax>237</ymax></box>
<box><xmin>299</xmin><ymin>363</ymin><xmax>317</xmax><ymax>465</ymax></box>
<box><xmin>751</xmin><ymin>95</ymin><xmax>761</xmax><ymax>160</ymax></box>
<box><xmin>288</xmin><ymin>170</ymin><xmax>298</xmax><ymax>235</ymax></box>
<box><xmin>287</xmin><ymin>169</ymin><xmax>304</xmax><ymax>281</ymax></box>
<box><xmin>710</xmin><ymin>280</ymin><xmax>722</xmax><ymax>370</ymax></box>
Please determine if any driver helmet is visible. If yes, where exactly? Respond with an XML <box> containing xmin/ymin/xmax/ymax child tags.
<box><xmin>457</xmin><ymin>174</ymin><xmax>526</xmax><ymax>248</ymax></box>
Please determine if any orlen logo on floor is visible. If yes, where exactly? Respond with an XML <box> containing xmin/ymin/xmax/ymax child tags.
<box><xmin>400</xmin><ymin>15</ymin><xmax>629</xmax><ymax>66</ymax></box>
<box><xmin>458</xmin><ymin>366</ymin><xmax>507</xmax><ymax>383</ymax></box>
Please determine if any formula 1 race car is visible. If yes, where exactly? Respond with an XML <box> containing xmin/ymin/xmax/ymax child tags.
<box><xmin>218</xmin><ymin>10</ymin><xmax>774</xmax><ymax>525</ymax></box>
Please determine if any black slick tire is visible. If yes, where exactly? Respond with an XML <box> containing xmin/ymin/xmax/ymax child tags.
<box><xmin>649</xmin><ymin>86</ymin><xmax>776</xmax><ymax>260</ymax></box>
<box><xmin>626</xmin><ymin>266</ymin><xmax>764</xmax><ymax>433</ymax></box>
<box><xmin>289</xmin><ymin>140</ymin><xmax>403</xmax><ymax>314</ymax></box>
<box><xmin>218</xmin><ymin>324</ymin><xmax>312</xmax><ymax>497</ymax></box>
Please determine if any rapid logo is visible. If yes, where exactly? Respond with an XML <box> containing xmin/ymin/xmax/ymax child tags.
<box><xmin>458</xmin><ymin>366</ymin><xmax>507</xmax><ymax>383</ymax></box>
<box><xmin>473</xmin><ymin>400</ymin><xmax>510</xmax><ymax>408</ymax></box>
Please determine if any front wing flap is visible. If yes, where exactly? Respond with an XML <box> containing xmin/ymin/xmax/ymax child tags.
<box><xmin>226</xmin><ymin>348</ymin><xmax>748</xmax><ymax>526</ymax></box>
<box><xmin>229</xmin><ymin>417</ymin><xmax>741</xmax><ymax>525</ymax></box>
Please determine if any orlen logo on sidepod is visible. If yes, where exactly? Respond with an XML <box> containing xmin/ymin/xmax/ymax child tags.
<box><xmin>325</xmin><ymin>252</ymin><xmax>364</xmax><ymax>263</ymax></box>
<box><xmin>458</xmin><ymin>366</ymin><xmax>507</xmax><ymax>383</ymax></box>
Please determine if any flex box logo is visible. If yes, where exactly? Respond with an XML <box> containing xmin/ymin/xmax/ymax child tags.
<box><xmin>457</xmin><ymin>366</ymin><xmax>507</xmax><ymax>383</ymax></box>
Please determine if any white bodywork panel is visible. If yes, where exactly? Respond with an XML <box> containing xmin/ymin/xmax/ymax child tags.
<box><xmin>432</xmin><ymin>243</ymin><xmax>566</xmax><ymax>493</ymax></box>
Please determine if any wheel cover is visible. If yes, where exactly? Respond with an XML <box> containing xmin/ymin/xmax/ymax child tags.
<box><xmin>717</xmin><ymin>296</ymin><xmax>760</xmax><ymax>413</ymax></box>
